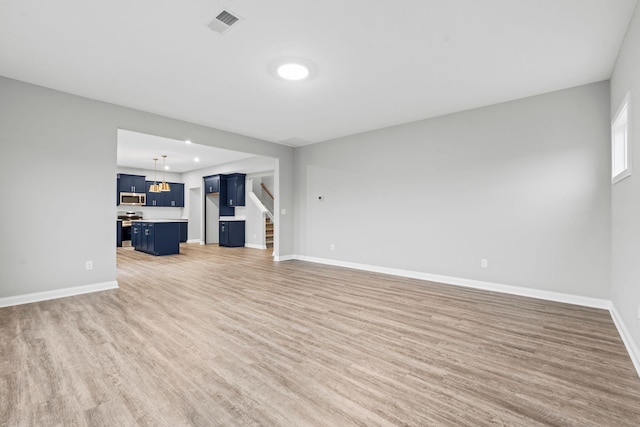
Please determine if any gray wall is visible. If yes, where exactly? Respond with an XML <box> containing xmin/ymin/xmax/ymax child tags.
<box><xmin>611</xmin><ymin>4</ymin><xmax>640</xmax><ymax>355</ymax></box>
<box><xmin>0</xmin><ymin>76</ymin><xmax>294</xmax><ymax>299</ymax></box>
<box><xmin>294</xmin><ymin>82</ymin><xmax>612</xmax><ymax>299</ymax></box>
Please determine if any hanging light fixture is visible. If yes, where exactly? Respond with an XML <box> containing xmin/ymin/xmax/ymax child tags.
<box><xmin>149</xmin><ymin>158</ymin><xmax>161</xmax><ymax>193</ymax></box>
<box><xmin>160</xmin><ymin>155</ymin><xmax>171</xmax><ymax>192</ymax></box>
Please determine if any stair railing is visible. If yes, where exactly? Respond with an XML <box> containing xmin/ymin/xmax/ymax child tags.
<box><xmin>249</xmin><ymin>192</ymin><xmax>274</xmax><ymax>223</ymax></box>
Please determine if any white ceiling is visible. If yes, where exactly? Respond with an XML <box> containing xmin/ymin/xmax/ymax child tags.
<box><xmin>117</xmin><ymin>129</ymin><xmax>257</xmax><ymax>173</ymax></box>
<box><xmin>1</xmin><ymin>0</ymin><xmax>637</xmax><ymax>146</ymax></box>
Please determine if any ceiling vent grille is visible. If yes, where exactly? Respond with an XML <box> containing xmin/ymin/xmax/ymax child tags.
<box><xmin>208</xmin><ymin>10</ymin><xmax>241</xmax><ymax>34</ymax></box>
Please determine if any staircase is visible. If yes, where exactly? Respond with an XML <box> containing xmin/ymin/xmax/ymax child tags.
<box><xmin>265</xmin><ymin>216</ymin><xmax>274</xmax><ymax>249</ymax></box>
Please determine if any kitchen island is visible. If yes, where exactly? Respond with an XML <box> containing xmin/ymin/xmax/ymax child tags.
<box><xmin>131</xmin><ymin>219</ymin><xmax>187</xmax><ymax>256</ymax></box>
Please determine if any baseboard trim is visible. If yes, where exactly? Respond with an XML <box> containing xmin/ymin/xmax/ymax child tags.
<box><xmin>245</xmin><ymin>243</ymin><xmax>267</xmax><ymax>250</ymax></box>
<box><xmin>293</xmin><ymin>255</ymin><xmax>611</xmax><ymax>310</ymax></box>
<box><xmin>274</xmin><ymin>254</ymin><xmax>295</xmax><ymax>262</ymax></box>
<box><xmin>0</xmin><ymin>281</ymin><xmax>119</xmax><ymax>308</ymax></box>
<box><xmin>186</xmin><ymin>239</ymin><xmax>202</xmax><ymax>244</ymax></box>
<box><xmin>610</xmin><ymin>304</ymin><xmax>640</xmax><ymax>378</ymax></box>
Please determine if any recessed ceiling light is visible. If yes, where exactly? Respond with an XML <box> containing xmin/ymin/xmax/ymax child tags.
<box><xmin>164</xmin><ymin>165</ymin><xmax>170</xmax><ymax>170</ymax></box>
<box><xmin>277</xmin><ymin>63</ymin><xmax>310</xmax><ymax>81</ymax></box>
<box><xmin>194</xmin><ymin>157</ymin><xmax>200</xmax><ymax>162</ymax></box>
<box><xmin>269</xmin><ymin>57</ymin><xmax>316</xmax><ymax>82</ymax></box>
<box><xmin>185</xmin><ymin>139</ymin><xmax>191</xmax><ymax>144</ymax></box>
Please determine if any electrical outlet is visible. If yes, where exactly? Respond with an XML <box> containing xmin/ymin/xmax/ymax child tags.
<box><xmin>281</xmin><ymin>208</ymin><xmax>286</xmax><ymax>215</ymax></box>
<box><xmin>85</xmin><ymin>261</ymin><xmax>93</xmax><ymax>271</ymax></box>
<box><xmin>330</xmin><ymin>243</ymin><xmax>335</xmax><ymax>251</ymax></box>
<box><xmin>481</xmin><ymin>259</ymin><xmax>488</xmax><ymax>268</ymax></box>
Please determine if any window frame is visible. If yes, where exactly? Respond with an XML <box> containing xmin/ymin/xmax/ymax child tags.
<box><xmin>612</xmin><ymin>93</ymin><xmax>631</xmax><ymax>184</ymax></box>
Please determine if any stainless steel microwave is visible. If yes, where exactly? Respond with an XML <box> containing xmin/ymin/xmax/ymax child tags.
<box><xmin>120</xmin><ymin>192</ymin><xmax>146</xmax><ymax>206</ymax></box>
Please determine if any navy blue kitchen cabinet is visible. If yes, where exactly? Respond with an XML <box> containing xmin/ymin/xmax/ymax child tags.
<box><xmin>131</xmin><ymin>222</ymin><xmax>142</xmax><ymax>248</ymax></box>
<box><xmin>219</xmin><ymin>175</ymin><xmax>235</xmax><ymax>216</ymax></box>
<box><xmin>132</xmin><ymin>221</ymin><xmax>180</xmax><ymax>255</ymax></box>
<box><xmin>203</xmin><ymin>175</ymin><xmax>220</xmax><ymax>194</ymax></box>
<box><xmin>179</xmin><ymin>222</ymin><xmax>188</xmax><ymax>243</ymax></box>
<box><xmin>226</xmin><ymin>173</ymin><xmax>246</xmax><ymax>206</ymax></box>
<box><xmin>139</xmin><ymin>223</ymin><xmax>149</xmax><ymax>252</ymax></box>
<box><xmin>219</xmin><ymin>221</ymin><xmax>245</xmax><ymax>247</ymax></box>
<box><xmin>145</xmin><ymin>181</ymin><xmax>163</xmax><ymax>206</ymax></box>
<box><xmin>146</xmin><ymin>223</ymin><xmax>155</xmax><ymax>254</ymax></box>
<box><xmin>118</xmin><ymin>174</ymin><xmax>146</xmax><ymax>193</ymax></box>
<box><xmin>117</xmin><ymin>221</ymin><xmax>122</xmax><ymax>247</ymax></box>
<box><xmin>164</xmin><ymin>183</ymin><xmax>184</xmax><ymax>207</ymax></box>
<box><xmin>145</xmin><ymin>181</ymin><xmax>184</xmax><ymax>207</ymax></box>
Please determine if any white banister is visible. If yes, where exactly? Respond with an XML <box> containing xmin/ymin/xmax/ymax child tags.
<box><xmin>249</xmin><ymin>192</ymin><xmax>274</xmax><ymax>222</ymax></box>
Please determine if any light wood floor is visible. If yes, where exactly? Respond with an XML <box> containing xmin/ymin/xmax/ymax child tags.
<box><xmin>2</xmin><ymin>244</ymin><xmax>640</xmax><ymax>426</ymax></box>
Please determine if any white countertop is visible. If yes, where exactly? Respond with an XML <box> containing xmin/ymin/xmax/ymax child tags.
<box><xmin>219</xmin><ymin>216</ymin><xmax>246</xmax><ymax>221</ymax></box>
<box><xmin>131</xmin><ymin>219</ymin><xmax>188</xmax><ymax>223</ymax></box>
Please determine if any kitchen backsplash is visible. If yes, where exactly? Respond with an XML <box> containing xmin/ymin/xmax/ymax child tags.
<box><xmin>119</xmin><ymin>206</ymin><xmax>184</xmax><ymax>220</ymax></box>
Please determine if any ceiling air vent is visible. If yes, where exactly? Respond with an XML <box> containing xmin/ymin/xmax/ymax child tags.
<box><xmin>208</xmin><ymin>10</ymin><xmax>241</xmax><ymax>34</ymax></box>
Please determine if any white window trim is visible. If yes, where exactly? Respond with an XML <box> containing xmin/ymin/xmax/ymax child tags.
<box><xmin>612</xmin><ymin>92</ymin><xmax>631</xmax><ymax>184</ymax></box>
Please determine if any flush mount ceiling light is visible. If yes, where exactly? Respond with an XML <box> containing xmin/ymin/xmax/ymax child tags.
<box><xmin>277</xmin><ymin>63</ymin><xmax>309</xmax><ymax>81</ymax></box>
<box><xmin>270</xmin><ymin>58</ymin><xmax>316</xmax><ymax>82</ymax></box>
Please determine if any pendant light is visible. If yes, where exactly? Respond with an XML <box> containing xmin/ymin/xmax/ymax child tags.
<box><xmin>160</xmin><ymin>155</ymin><xmax>171</xmax><ymax>192</ymax></box>
<box><xmin>149</xmin><ymin>158</ymin><xmax>161</xmax><ymax>193</ymax></box>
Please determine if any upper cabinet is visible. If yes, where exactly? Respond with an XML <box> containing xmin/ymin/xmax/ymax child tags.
<box><xmin>202</xmin><ymin>173</ymin><xmax>245</xmax><ymax>214</ymax></box>
<box><xmin>118</xmin><ymin>174</ymin><xmax>146</xmax><ymax>193</ymax></box>
<box><xmin>203</xmin><ymin>175</ymin><xmax>220</xmax><ymax>194</ymax></box>
<box><xmin>145</xmin><ymin>181</ymin><xmax>184</xmax><ymax>207</ymax></box>
<box><xmin>164</xmin><ymin>183</ymin><xmax>184</xmax><ymax>207</ymax></box>
<box><xmin>226</xmin><ymin>173</ymin><xmax>246</xmax><ymax>207</ymax></box>
<box><xmin>219</xmin><ymin>175</ymin><xmax>235</xmax><ymax>216</ymax></box>
<box><xmin>145</xmin><ymin>181</ymin><xmax>163</xmax><ymax>207</ymax></box>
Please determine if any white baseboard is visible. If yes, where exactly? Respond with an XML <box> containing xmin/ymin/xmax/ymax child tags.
<box><xmin>245</xmin><ymin>243</ymin><xmax>267</xmax><ymax>250</ymax></box>
<box><xmin>610</xmin><ymin>304</ymin><xmax>640</xmax><ymax>378</ymax></box>
<box><xmin>293</xmin><ymin>255</ymin><xmax>610</xmax><ymax>309</ymax></box>
<box><xmin>0</xmin><ymin>281</ymin><xmax>119</xmax><ymax>308</ymax></box>
<box><xmin>186</xmin><ymin>239</ymin><xmax>202</xmax><ymax>244</ymax></box>
<box><xmin>274</xmin><ymin>254</ymin><xmax>295</xmax><ymax>262</ymax></box>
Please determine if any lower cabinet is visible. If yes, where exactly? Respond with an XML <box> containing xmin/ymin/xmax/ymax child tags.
<box><xmin>132</xmin><ymin>222</ymin><xmax>141</xmax><ymax>248</ymax></box>
<box><xmin>219</xmin><ymin>221</ymin><xmax>245</xmax><ymax>247</ymax></box>
<box><xmin>117</xmin><ymin>221</ymin><xmax>122</xmax><ymax>247</ymax></box>
<box><xmin>132</xmin><ymin>221</ymin><xmax>180</xmax><ymax>256</ymax></box>
<box><xmin>179</xmin><ymin>222</ymin><xmax>188</xmax><ymax>243</ymax></box>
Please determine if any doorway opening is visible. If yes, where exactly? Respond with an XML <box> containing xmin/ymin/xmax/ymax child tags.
<box><xmin>116</xmin><ymin>128</ymin><xmax>279</xmax><ymax>257</ymax></box>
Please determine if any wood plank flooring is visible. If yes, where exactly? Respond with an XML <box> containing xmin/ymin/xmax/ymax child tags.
<box><xmin>1</xmin><ymin>243</ymin><xmax>640</xmax><ymax>426</ymax></box>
